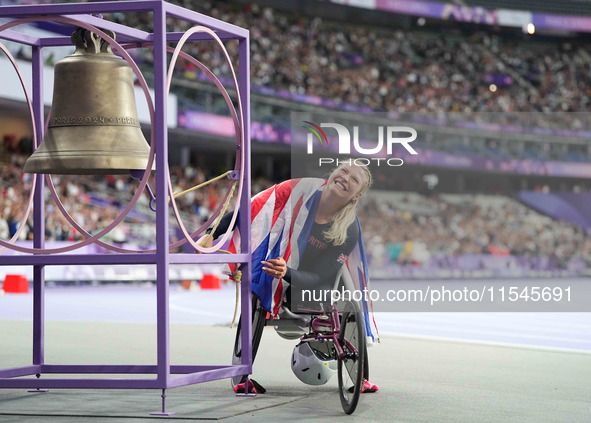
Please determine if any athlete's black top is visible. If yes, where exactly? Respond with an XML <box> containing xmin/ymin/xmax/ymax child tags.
<box><xmin>208</xmin><ymin>212</ymin><xmax>359</xmax><ymax>291</ymax></box>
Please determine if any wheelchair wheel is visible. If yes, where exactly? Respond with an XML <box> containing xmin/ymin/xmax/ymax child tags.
<box><xmin>337</xmin><ymin>300</ymin><xmax>366</xmax><ymax>415</ymax></box>
<box><xmin>231</xmin><ymin>296</ymin><xmax>267</xmax><ymax>386</ymax></box>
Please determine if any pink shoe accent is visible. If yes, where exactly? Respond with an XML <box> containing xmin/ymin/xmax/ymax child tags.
<box><xmin>361</xmin><ymin>379</ymin><xmax>379</xmax><ymax>393</ymax></box>
<box><xmin>233</xmin><ymin>379</ymin><xmax>257</xmax><ymax>394</ymax></box>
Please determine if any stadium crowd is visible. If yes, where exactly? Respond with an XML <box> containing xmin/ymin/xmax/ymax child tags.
<box><xmin>129</xmin><ymin>1</ymin><xmax>591</xmax><ymax>114</ymax></box>
<box><xmin>0</xmin><ymin>150</ymin><xmax>252</xmax><ymax>246</ymax></box>
<box><xmin>2</xmin><ymin>0</ymin><xmax>591</xmax><ymax>275</ymax></box>
<box><xmin>2</xmin><ymin>149</ymin><xmax>591</xmax><ymax>271</ymax></box>
<box><xmin>1</xmin><ymin>153</ymin><xmax>139</xmax><ymax>243</ymax></box>
<box><xmin>9</xmin><ymin>0</ymin><xmax>589</xmax><ymax>115</ymax></box>
<box><xmin>357</xmin><ymin>192</ymin><xmax>591</xmax><ymax>270</ymax></box>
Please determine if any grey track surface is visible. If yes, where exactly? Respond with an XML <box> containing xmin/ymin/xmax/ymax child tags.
<box><xmin>2</xmin><ymin>284</ymin><xmax>590</xmax><ymax>352</ymax></box>
<box><xmin>1</xmin><ymin>321</ymin><xmax>590</xmax><ymax>422</ymax></box>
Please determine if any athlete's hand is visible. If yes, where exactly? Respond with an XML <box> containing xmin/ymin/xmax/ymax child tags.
<box><xmin>262</xmin><ymin>257</ymin><xmax>287</xmax><ymax>279</ymax></box>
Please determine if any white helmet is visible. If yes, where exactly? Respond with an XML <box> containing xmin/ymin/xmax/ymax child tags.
<box><xmin>291</xmin><ymin>342</ymin><xmax>337</xmax><ymax>386</ymax></box>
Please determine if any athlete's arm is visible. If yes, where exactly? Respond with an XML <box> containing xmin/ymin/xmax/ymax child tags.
<box><xmin>206</xmin><ymin>211</ymin><xmax>236</xmax><ymax>239</ymax></box>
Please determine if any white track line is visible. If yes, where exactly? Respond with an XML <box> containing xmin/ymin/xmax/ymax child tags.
<box><xmin>377</xmin><ymin>322</ymin><xmax>591</xmax><ymax>344</ymax></box>
<box><xmin>379</xmin><ymin>331</ymin><xmax>591</xmax><ymax>355</ymax></box>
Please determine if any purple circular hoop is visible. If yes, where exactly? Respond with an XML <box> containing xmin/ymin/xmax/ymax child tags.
<box><xmin>164</xmin><ymin>26</ymin><xmax>244</xmax><ymax>254</ymax></box>
<box><xmin>45</xmin><ymin>37</ymin><xmax>244</xmax><ymax>254</ymax></box>
<box><xmin>0</xmin><ymin>17</ymin><xmax>246</xmax><ymax>255</ymax></box>
<box><xmin>0</xmin><ymin>16</ymin><xmax>154</xmax><ymax>254</ymax></box>
<box><xmin>0</xmin><ymin>42</ymin><xmax>38</xmax><ymax>254</ymax></box>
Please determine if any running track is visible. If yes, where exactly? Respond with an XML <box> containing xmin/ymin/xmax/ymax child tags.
<box><xmin>0</xmin><ymin>282</ymin><xmax>589</xmax><ymax>353</ymax></box>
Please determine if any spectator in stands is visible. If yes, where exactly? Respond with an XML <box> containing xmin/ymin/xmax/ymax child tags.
<box><xmin>0</xmin><ymin>210</ymin><xmax>9</xmax><ymax>240</ymax></box>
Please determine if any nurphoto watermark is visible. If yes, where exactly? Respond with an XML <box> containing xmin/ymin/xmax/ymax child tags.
<box><xmin>302</xmin><ymin>120</ymin><xmax>417</xmax><ymax>167</ymax></box>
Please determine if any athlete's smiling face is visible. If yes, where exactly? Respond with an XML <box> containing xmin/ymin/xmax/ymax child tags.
<box><xmin>327</xmin><ymin>164</ymin><xmax>368</xmax><ymax>204</ymax></box>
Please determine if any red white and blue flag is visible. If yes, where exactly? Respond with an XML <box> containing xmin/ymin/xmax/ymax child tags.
<box><xmin>226</xmin><ymin>178</ymin><xmax>379</xmax><ymax>343</ymax></box>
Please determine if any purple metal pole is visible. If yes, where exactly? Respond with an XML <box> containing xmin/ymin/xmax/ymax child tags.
<box><xmin>0</xmin><ymin>29</ymin><xmax>39</xmax><ymax>45</ymax></box>
<box><xmin>238</xmin><ymin>35</ymin><xmax>252</xmax><ymax>370</ymax></box>
<box><xmin>31</xmin><ymin>45</ymin><xmax>45</xmax><ymax>368</ymax></box>
<box><xmin>152</xmin><ymin>1</ymin><xmax>171</xmax><ymax>388</ymax></box>
<box><xmin>0</xmin><ymin>1</ymin><xmax>163</xmax><ymax>16</ymax></box>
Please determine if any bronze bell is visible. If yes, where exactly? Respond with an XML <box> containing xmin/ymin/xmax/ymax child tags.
<box><xmin>24</xmin><ymin>28</ymin><xmax>152</xmax><ymax>175</ymax></box>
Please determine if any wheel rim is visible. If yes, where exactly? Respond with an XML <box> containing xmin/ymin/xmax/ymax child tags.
<box><xmin>338</xmin><ymin>301</ymin><xmax>365</xmax><ymax>414</ymax></box>
<box><xmin>341</xmin><ymin>313</ymin><xmax>361</xmax><ymax>399</ymax></box>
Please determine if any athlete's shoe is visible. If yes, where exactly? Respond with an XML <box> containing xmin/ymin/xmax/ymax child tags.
<box><xmin>348</xmin><ymin>379</ymin><xmax>379</xmax><ymax>393</ymax></box>
<box><xmin>361</xmin><ymin>379</ymin><xmax>379</xmax><ymax>393</ymax></box>
<box><xmin>233</xmin><ymin>379</ymin><xmax>266</xmax><ymax>394</ymax></box>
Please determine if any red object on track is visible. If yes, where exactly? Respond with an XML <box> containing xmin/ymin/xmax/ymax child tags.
<box><xmin>3</xmin><ymin>274</ymin><xmax>29</xmax><ymax>293</ymax></box>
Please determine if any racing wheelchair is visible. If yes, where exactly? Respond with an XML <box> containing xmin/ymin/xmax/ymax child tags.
<box><xmin>231</xmin><ymin>267</ymin><xmax>369</xmax><ymax>414</ymax></box>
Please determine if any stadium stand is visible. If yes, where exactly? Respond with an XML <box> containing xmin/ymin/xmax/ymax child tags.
<box><xmin>146</xmin><ymin>2</ymin><xmax>591</xmax><ymax>114</ymax></box>
<box><xmin>2</xmin><ymin>147</ymin><xmax>590</xmax><ymax>277</ymax></box>
<box><xmin>7</xmin><ymin>0</ymin><xmax>588</xmax><ymax>115</ymax></box>
<box><xmin>463</xmin><ymin>0</ymin><xmax>591</xmax><ymax>17</ymax></box>
<box><xmin>2</xmin><ymin>0</ymin><xmax>591</xmax><ymax>278</ymax></box>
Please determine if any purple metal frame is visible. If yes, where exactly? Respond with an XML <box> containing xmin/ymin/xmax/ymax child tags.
<box><xmin>0</xmin><ymin>0</ymin><xmax>252</xmax><ymax>406</ymax></box>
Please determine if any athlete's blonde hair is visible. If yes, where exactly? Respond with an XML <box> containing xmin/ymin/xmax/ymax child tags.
<box><xmin>323</xmin><ymin>162</ymin><xmax>372</xmax><ymax>246</ymax></box>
